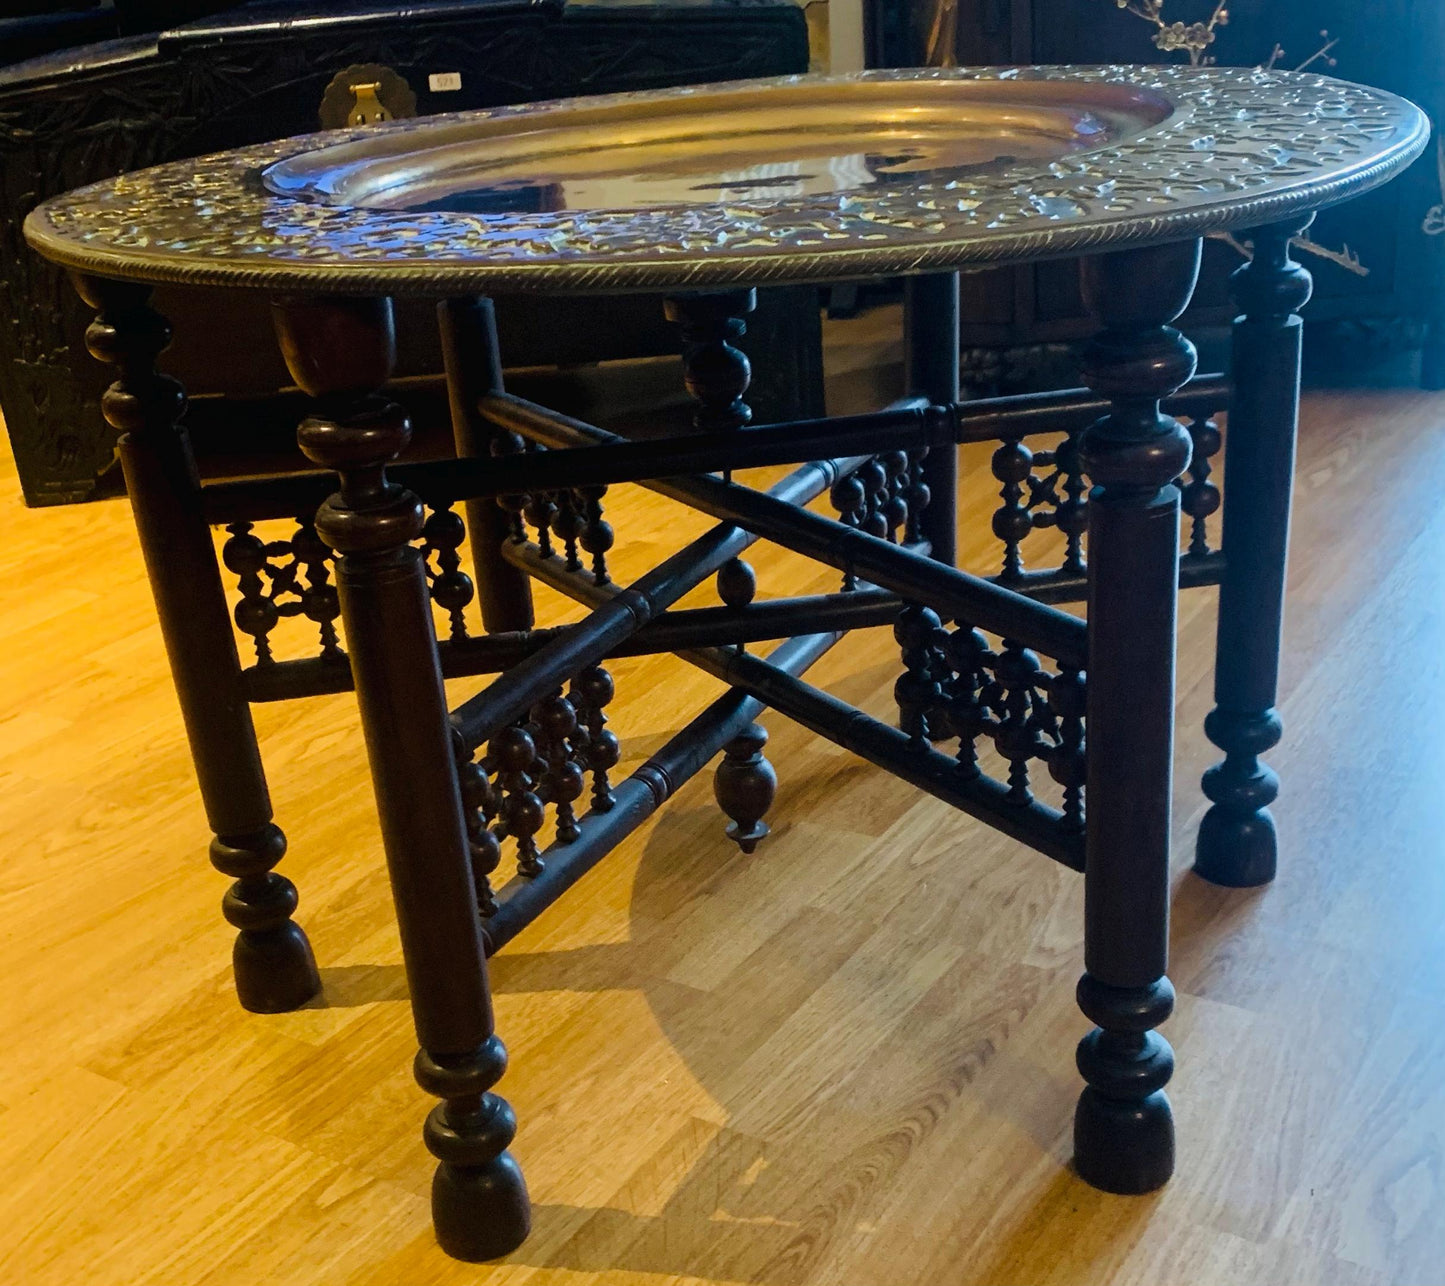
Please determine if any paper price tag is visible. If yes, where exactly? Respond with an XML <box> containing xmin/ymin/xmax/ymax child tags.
<box><xmin>429</xmin><ymin>72</ymin><xmax>463</xmax><ymax>92</ymax></box>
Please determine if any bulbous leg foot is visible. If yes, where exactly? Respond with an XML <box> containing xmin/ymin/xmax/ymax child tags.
<box><xmin>231</xmin><ymin>917</ymin><xmax>321</xmax><ymax>1013</ymax></box>
<box><xmin>1194</xmin><ymin>799</ymin><xmax>1278</xmax><ymax>888</ymax></box>
<box><xmin>1073</xmin><ymin>977</ymin><xmax>1176</xmax><ymax>1195</ymax></box>
<box><xmin>1073</xmin><ymin>1084</ymin><xmax>1175</xmax><ymax>1195</ymax></box>
<box><xmin>419</xmin><ymin>1041</ymin><xmax>531</xmax><ymax>1261</ymax></box>
<box><xmin>432</xmin><ymin>1149</ymin><xmax>532</xmax><ymax>1262</ymax></box>
<box><xmin>215</xmin><ymin>826</ymin><xmax>321</xmax><ymax>1013</ymax></box>
<box><xmin>1194</xmin><ymin>710</ymin><xmax>1281</xmax><ymax>888</ymax></box>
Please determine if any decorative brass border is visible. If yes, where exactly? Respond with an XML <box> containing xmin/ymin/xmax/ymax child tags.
<box><xmin>23</xmin><ymin>65</ymin><xmax>1430</xmax><ymax>296</ymax></box>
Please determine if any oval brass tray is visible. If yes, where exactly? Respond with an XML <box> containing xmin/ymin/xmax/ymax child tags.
<box><xmin>23</xmin><ymin>66</ymin><xmax>1430</xmax><ymax>296</ymax></box>
<box><xmin>262</xmin><ymin>75</ymin><xmax>1177</xmax><ymax>214</ymax></box>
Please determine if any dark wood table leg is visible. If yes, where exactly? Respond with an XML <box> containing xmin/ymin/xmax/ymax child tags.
<box><xmin>272</xmin><ymin>295</ymin><xmax>529</xmax><ymax>1261</ymax></box>
<box><xmin>664</xmin><ymin>288</ymin><xmax>782</xmax><ymax>851</ymax></box>
<box><xmin>1195</xmin><ymin>217</ymin><xmax>1314</xmax><ymax>888</ymax></box>
<box><xmin>1073</xmin><ymin>240</ymin><xmax>1201</xmax><ymax>1194</ymax></box>
<box><xmin>665</xmin><ymin>288</ymin><xmax>759</xmax><ymax>613</ymax></box>
<box><xmin>439</xmin><ymin>297</ymin><xmax>535</xmax><ymax>633</ymax></box>
<box><xmin>665</xmin><ymin>288</ymin><xmax>756</xmax><ymax>438</ymax></box>
<box><xmin>904</xmin><ymin>271</ymin><xmax>961</xmax><ymax>566</ymax></box>
<box><xmin>76</xmin><ymin>275</ymin><xmax>320</xmax><ymax>1014</ymax></box>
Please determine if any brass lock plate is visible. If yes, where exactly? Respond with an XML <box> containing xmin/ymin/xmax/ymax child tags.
<box><xmin>318</xmin><ymin>64</ymin><xmax>418</xmax><ymax>130</ymax></box>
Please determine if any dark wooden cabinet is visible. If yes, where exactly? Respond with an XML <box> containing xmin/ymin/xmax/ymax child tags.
<box><xmin>876</xmin><ymin>0</ymin><xmax>1445</xmax><ymax>388</ymax></box>
<box><xmin>0</xmin><ymin>0</ymin><xmax>819</xmax><ymax>505</ymax></box>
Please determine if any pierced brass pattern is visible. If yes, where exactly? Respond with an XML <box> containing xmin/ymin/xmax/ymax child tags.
<box><xmin>24</xmin><ymin>66</ymin><xmax>1427</xmax><ymax>296</ymax></box>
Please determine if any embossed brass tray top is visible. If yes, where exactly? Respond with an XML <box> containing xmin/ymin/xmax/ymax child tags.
<box><xmin>25</xmin><ymin>65</ymin><xmax>1429</xmax><ymax>295</ymax></box>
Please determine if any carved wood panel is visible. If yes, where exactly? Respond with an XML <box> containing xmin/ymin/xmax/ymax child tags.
<box><xmin>0</xmin><ymin>2</ymin><xmax>813</xmax><ymax>504</ymax></box>
<box><xmin>946</xmin><ymin>0</ymin><xmax>1444</xmax><ymax>382</ymax></box>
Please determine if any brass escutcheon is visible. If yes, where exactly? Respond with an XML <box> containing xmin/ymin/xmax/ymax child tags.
<box><xmin>319</xmin><ymin>64</ymin><xmax>418</xmax><ymax>130</ymax></box>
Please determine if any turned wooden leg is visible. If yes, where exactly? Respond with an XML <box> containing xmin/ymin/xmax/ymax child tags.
<box><xmin>666</xmin><ymin>289</ymin><xmax>782</xmax><ymax>851</ymax></box>
<box><xmin>76</xmin><ymin>275</ymin><xmax>319</xmax><ymax>1014</ymax></box>
<box><xmin>904</xmin><ymin>272</ymin><xmax>961</xmax><ymax>565</ymax></box>
<box><xmin>1195</xmin><ymin>217</ymin><xmax>1313</xmax><ymax>888</ymax></box>
<box><xmin>665</xmin><ymin>287</ymin><xmax>756</xmax><ymax>437</ymax></box>
<box><xmin>273</xmin><ymin>295</ymin><xmax>529</xmax><ymax>1260</ymax></box>
<box><xmin>1073</xmin><ymin>240</ymin><xmax>1201</xmax><ymax>1194</ymax></box>
<box><xmin>438</xmin><ymin>297</ymin><xmax>535</xmax><ymax>632</ymax></box>
<box><xmin>665</xmin><ymin>288</ymin><xmax>756</xmax><ymax>584</ymax></box>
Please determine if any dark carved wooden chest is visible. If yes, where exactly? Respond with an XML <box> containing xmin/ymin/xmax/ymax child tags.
<box><xmin>0</xmin><ymin>0</ymin><xmax>819</xmax><ymax>504</ymax></box>
<box><xmin>873</xmin><ymin>0</ymin><xmax>1445</xmax><ymax>390</ymax></box>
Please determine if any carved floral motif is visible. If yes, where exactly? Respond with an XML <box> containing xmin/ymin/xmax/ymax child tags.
<box><xmin>24</xmin><ymin>66</ymin><xmax>1427</xmax><ymax>295</ymax></box>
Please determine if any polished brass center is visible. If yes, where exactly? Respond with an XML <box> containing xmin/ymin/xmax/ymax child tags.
<box><xmin>263</xmin><ymin>77</ymin><xmax>1176</xmax><ymax>215</ymax></box>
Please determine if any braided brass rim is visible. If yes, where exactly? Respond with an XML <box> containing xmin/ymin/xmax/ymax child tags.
<box><xmin>24</xmin><ymin>65</ymin><xmax>1430</xmax><ymax>296</ymax></box>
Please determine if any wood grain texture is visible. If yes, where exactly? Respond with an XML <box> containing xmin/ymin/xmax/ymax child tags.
<box><xmin>2</xmin><ymin>344</ymin><xmax>1444</xmax><ymax>1282</ymax></box>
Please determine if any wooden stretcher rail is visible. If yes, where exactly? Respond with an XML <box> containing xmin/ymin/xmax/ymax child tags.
<box><xmin>699</xmin><ymin>644</ymin><xmax>1085</xmax><ymax>870</ymax></box>
<box><xmin>240</xmin><ymin>590</ymin><xmax>901</xmax><ymax>703</ymax></box>
<box><xmin>516</xmin><ymin>534</ymin><xmax>1083</xmax><ymax>869</ymax></box>
<box><xmin>495</xmin><ymin>391</ymin><xmax>1089</xmax><ymax>669</ymax></box>
<box><xmin>1005</xmin><ymin>552</ymin><xmax>1227</xmax><ymax>605</ymax></box>
<box><xmin>198</xmin><ymin>376</ymin><xmax>1229</xmax><ymax>526</ymax></box>
<box><xmin>449</xmin><ymin>452</ymin><xmax>872</xmax><ymax>751</ymax></box>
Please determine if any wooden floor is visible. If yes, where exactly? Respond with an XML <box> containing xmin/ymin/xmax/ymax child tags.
<box><xmin>3</xmin><ymin>376</ymin><xmax>1445</xmax><ymax>1286</ymax></box>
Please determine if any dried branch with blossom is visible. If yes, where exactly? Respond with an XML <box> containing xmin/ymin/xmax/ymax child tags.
<box><xmin>1115</xmin><ymin>0</ymin><xmax>1229</xmax><ymax>65</ymax></box>
<box><xmin>1111</xmin><ymin>6</ymin><xmax>1361</xmax><ymax>275</ymax></box>
<box><xmin>1211</xmin><ymin>230</ymin><xmax>1369</xmax><ymax>278</ymax></box>
<box><xmin>1263</xmin><ymin>30</ymin><xmax>1340</xmax><ymax>73</ymax></box>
